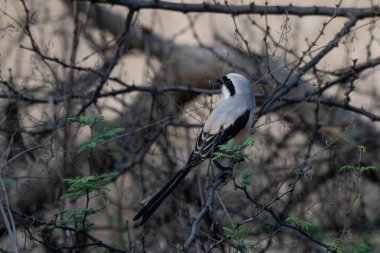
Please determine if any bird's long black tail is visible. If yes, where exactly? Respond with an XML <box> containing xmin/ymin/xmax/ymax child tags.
<box><xmin>133</xmin><ymin>165</ymin><xmax>193</xmax><ymax>225</ymax></box>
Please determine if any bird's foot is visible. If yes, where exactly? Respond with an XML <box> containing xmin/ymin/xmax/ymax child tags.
<box><xmin>213</xmin><ymin>160</ymin><xmax>233</xmax><ymax>183</ymax></box>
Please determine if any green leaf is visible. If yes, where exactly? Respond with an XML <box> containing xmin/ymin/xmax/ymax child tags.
<box><xmin>101</xmin><ymin>127</ymin><xmax>124</xmax><ymax>136</ymax></box>
<box><xmin>63</xmin><ymin>208</ymin><xmax>101</xmax><ymax>219</ymax></box>
<box><xmin>68</xmin><ymin>115</ymin><xmax>105</xmax><ymax>126</ymax></box>
<box><xmin>340</xmin><ymin>165</ymin><xmax>355</xmax><ymax>173</ymax></box>
<box><xmin>1</xmin><ymin>177</ymin><xmax>16</xmax><ymax>185</ymax></box>
<box><xmin>106</xmin><ymin>213</ymin><xmax>118</xmax><ymax>225</ymax></box>
<box><xmin>285</xmin><ymin>216</ymin><xmax>312</xmax><ymax>231</ymax></box>
<box><xmin>359</xmin><ymin>165</ymin><xmax>377</xmax><ymax>174</ymax></box>
<box><xmin>242</xmin><ymin>137</ymin><xmax>255</xmax><ymax>147</ymax></box>
<box><xmin>175</xmin><ymin>244</ymin><xmax>184</xmax><ymax>252</ymax></box>
<box><xmin>58</xmin><ymin>171</ymin><xmax>117</xmax><ymax>233</ymax></box>
<box><xmin>240</xmin><ymin>241</ymin><xmax>256</xmax><ymax>247</ymax></box>
<box><xmin>55</xmin><ymin>220</ymin><xmax>75</xmax><ymax>227</ymax></box>
<box><xmin>255</xmin><ymin>220</ymin><xmax>273</xmax><ymax>234</ymax></box>
<box><xmin>328</xmin><ymin>237</ymin><xmax>343</xmax><ymax>253</ymax></box>
<box><xmin>240</xmin><ymin>172</ymin><xmax>253</xmax><ymax>186</ymax></box>
<box><xmin>60</xmin><ymin>190</ymin><xmax>87</xmax><ymax>199</ymax></box>
<box><xmin>75</xmin><ymin>222</ymin><xmax>94</xmax><ymax>232</ymax></box>
<box><xmin>76</xmin><ymin>127</ymin><xmax>124</xmax><ymax>153</ymax></box>
<box><xmin>94</xmin><ymin>115</ymin><xmax>105</xmax><ymax>122</ymax></box>
<box><xmin>237</xmin><ymin>240</ymin><xmax>256</xmax><ymax>252</ymax></box>
<box><xmin>223</xmin><ymin>226</ymin><xmax>247</xmax><ymax>241</ymax></box>
<box><xmin>55</xmin><ymin>218</ymin><xmax>94</xmax><ymax>231</ymax></box>
<box><xmin>77</xmin><ymin>139</ymin><xmax>102</xmax><ymax>153</ymax></box>
<box><xmin>60</xmin><ymin>172</ymin><xmax>118</xmax><ymax>200</ymax></box>
<box><xmin>212</xmin><ymin>137</ymin><xmax>255</xmax><ymax>162</ymax></box>
<box><xmin>308</xmin><ymin>225</ymin><xmax>326</xmax><ymax>241</ymax></box>
<box><xmin>353</xmin><ymin>242</ymin><xmax>372</xmax><ymax>253</ymax></box>
<box><xmin>212</xmin><ymin>151</ymin><xmax>233</xmax><ymax>161</ymax></box>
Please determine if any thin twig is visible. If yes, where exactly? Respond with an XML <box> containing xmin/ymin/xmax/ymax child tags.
<box><xmin>258</xmin><ymin>16</ymin><xmax>359</xmax><ymax>117</ymax></box>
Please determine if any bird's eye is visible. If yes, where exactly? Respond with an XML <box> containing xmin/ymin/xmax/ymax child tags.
<box><xmin>223</xmin><ymin>77</ymin><xmax>233</xmax><ymax>88</ymax></box>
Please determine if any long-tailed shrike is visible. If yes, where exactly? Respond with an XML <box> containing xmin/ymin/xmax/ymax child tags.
<box><xmin>134</xmin><ymin>73</ymin><xmax>256</xmax><ymax>225</ymax></box>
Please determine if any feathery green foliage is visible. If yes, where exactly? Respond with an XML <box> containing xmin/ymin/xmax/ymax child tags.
<box><xmin>213</xmin><ymin>137</ymin><xmax>255</xmax><ymax>162</ymax></box>
<box><xmin>223</xmin><ymin>226</ymin><xmax>256</xmax><ymax>252</ymax></box>
<box><xmin>68</xmin><ymin>115</ymin><xmax>124</xmax><ymax>153</ymax></box>
<box><xmin>285</xmin><ymin>216</ymin><xmax>312</xmax><ymax>231</ymax></box>
<box><xmin>57</xmin><ymin>172</ymin><xmax>117</xmax><ymax>231</ymax></box>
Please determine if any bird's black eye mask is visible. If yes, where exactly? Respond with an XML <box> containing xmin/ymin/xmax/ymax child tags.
<box><xmin>222</xmin><ymin>76</ymin><xmax>236</xmax><ymax>96</ymax></box>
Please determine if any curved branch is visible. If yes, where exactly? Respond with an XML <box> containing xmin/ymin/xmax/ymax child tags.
<box><xmin>276</xmin><ymin>97</ymin><xmax>380</xmax><ymax>122</ymax></box>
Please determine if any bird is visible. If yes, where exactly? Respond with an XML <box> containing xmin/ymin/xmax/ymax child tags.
<box><xmin>133</xmin><ymin>73</ymin><xmax>256</xmax><ymax>225</ymax></box>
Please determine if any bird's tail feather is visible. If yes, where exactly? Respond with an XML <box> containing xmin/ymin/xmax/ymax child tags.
<box><xmin>133</xmin><ymin>166</ymin><xmax>193</xmax><ymax>225</ymax></box>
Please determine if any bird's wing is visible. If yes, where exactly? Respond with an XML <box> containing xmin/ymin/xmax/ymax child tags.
<box><xmin>217</xmin><ymin>109</ymin><xmax>251</xmax><ymax>144</ymax></box>
<box><xmin>186</xmin><ymin>109</ymin><xmax>251</xmax><ymax>166</ymax></box>
<box><xmin>133</xmin><ymin>110</ymin><xmax>251</xmax><ymax>225</ymax></box>
<box><xmin>186</xmin><ymin>129</ymin><xmax>219</xmax><ymax>166</ymax></box>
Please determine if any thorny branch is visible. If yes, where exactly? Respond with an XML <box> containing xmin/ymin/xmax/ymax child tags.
<box><xmin>76</xmin><ymin>0</ymin><xmax>380</xmax><ymax>19</ymax></box>
<box><xmin>258</xmin><ymin>16</ymin><xmax>359</xmax><ymax>117</ymax></box>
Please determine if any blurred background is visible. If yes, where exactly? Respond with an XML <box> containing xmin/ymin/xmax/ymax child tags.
<box><xmin>1</xmin><ymin>0</ymin><xmax>380</xmax><ymax>252</ymax></box>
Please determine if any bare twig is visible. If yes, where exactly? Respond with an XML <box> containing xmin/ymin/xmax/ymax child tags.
<box><xmin>76</xmin><ymin>8</ymin><xmax>136</xmax><ymax>115</ymax></box>
<box><xmin>258</xmin><ymin>16</ymin><xmax>359</xmax><ymax>117</ymax></box>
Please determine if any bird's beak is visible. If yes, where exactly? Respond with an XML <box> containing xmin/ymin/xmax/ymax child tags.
<box><xmin>214</xmin><ymin>77</ymin><xmax>224</xmax><ymax>89</ymax></box>
<box><xmin>216</xmin><ymin>77</ymin><xmax>224</xmax><ymax>85</ymax></box>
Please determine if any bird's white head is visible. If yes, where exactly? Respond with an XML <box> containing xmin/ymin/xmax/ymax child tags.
<box><xmin>217</xmin><ymin>73</ymin><xmax>254</xmax><ymax>99</ymax></box>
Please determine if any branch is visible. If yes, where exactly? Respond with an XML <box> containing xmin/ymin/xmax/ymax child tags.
<box><xmin>76</xmin><ymin>0</ymin><xmax>380</xmax><ymax>18</ymax></box>
<box><xmin>258</xmin><ymin>16</ymin><xmax>359</xmax><ymax>117</ymax></box>
<box><xmin>277</xmin><ymin>96</ymin><xmax>380</xmax><ymax>122</ymax></box>
<box><xmin>234</xmin><ymin>169</ymin><xmax>331</xmax><ymax>250</ymax></box>
<box><xmin>183</xmin><ymin>169</ymin><xmax>231</xmax><ymax>252</ymax></box>
<box><xmin>76</xmin><ymin>8</ymin><xmax>136</xmax><ymax>115</ymax></box>
<box><xmin>324</xmin><ymin>55</ymin><xmax>380</xmax><ymax>87</ymax></box>
<box><xmin>0</xmin><ymin>80</ymin><xmax>219</xmax><ymax>104</ymax></box>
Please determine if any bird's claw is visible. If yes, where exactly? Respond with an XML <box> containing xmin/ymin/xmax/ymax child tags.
<box><xmin>213</xmin><ymin>160</ymin><xmax>233</xmax><ymax>183</ymax></box>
